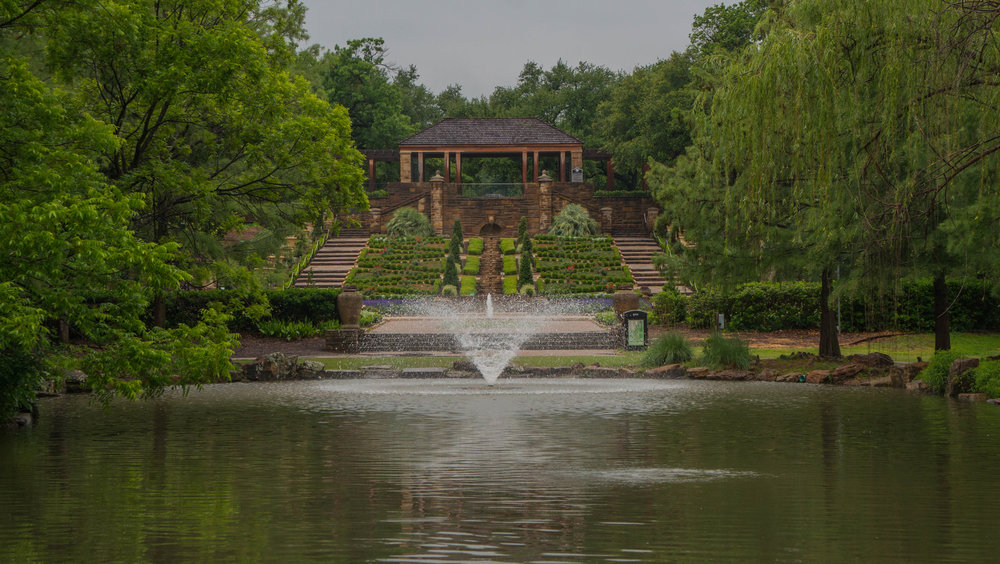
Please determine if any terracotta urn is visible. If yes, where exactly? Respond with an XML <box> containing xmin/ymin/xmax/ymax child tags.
<box><xmin>612</xmin><ymin>284</ymin><xmax>639</xmax><ymax>318</ymax></box>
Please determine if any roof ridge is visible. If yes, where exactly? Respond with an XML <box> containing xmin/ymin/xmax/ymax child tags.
<box><xmin>399</xmin><ymin>117</ymin><xmax>582</xmax><ymax>147</ymax></box>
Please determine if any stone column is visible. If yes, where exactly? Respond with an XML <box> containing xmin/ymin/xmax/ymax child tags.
<box><xmin>559</xmin><ymin>152</ymin><xmax>566</xmax><ymax>182</ymax></box>
<box><xmin>646</xmin><ymin>207</ymin><xmax>659</xmax><ymax>235</ymax></box>
<box><xmin>456</xmin><ymin>152</ymin><xmax>462</xmax><ymax>185</ymax></box>
<box><xmin>443</xmin><ymin>151</ymin><xmax>450</xmax><ymax>182</ymax></box>
<box><xmin>601</xmin><ymin>207</ymin><xmax>613</xmax><ymax>232</ymax></box>
<box><xmin>430</xmin><ymin>171</ymin><xmax>445</xmax><ymax>234</ymax></box>
<box><xmin>538</xmin><ymin>171</ymin><xmax>553</xmax><ymax>232</ymax></box>
<box><xmin>521</xmin><ymin>151</ymin><xmax>528</xmax><ymax>184</ymax></box>
<box><xmin>417</xmin><ymin>152</ymin><xmax>425</xmax><ymax>182</ymax></box>
<box><xmin>400</xmin><ymin>151</ymin><xmax>412</xmax><ymax>182</ymax></box>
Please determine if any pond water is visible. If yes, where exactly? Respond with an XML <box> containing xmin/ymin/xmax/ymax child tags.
<box><xmin>2</xmin><ymin>379</ymin><xmax>1000</xmax><ymax>563</ymax></box>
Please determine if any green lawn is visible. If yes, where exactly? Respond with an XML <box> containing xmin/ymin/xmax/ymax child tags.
<box><xmin>305</xmin><ymin>332</ymin><xmax>1000</xmax><ymax>371</ymax></box>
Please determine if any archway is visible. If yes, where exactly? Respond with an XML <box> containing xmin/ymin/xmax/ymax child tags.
<box><xmin>479</xmin><ymin>223</ymin><xmax>502</xmax><ymax>237</ymax></box>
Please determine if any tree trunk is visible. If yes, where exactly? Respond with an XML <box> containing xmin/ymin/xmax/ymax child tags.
<box><xmin>153</xmin><ymin>294</ymin><xmax>166</xmax><ymax>328</ymax></box>
<box><xmin>934</xmin><ymin>272</ymin><xmax>951</xmax><ymax>351</ymax></box>
<box><xmin>819</xmin><ymin>268</ymin><xmax>841</xmax><ymax>358</ymax></box>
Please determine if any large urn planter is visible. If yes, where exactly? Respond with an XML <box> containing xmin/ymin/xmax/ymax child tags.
<box><xmin>337</xmin><ymin>285</ymin><xmax>362</xmax><ymax>329</ymax></box>
<box><xmin>612</xmin><ymin>284</ymin><xmax>639</xmax><ymax>319</ymax></box>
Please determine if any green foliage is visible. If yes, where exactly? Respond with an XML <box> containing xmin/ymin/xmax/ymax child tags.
<box><xmin>386</xmin><ymin>207</ymin><xmax>433</xmax><ymax>237</ymax></box>
<box><xmin>462</xmin><ymin>256</ymin><xmax>481</xmax><ymax>275</ymax></box>
<box><xmin>460</xmin><ymin>276</ymin><xmax>477</xmax><ymax>296</ymax></box>
<box><xmin>701</xmin><ymin>332</ymin><xmax>752</xmax><ymax>370</ymax></box>
<box><xmin>518</xmin><ymin>253</ymin><xmax>534</xmax><ymax>289</ymax></box>
<box><xmin>348</xmin><ymin>236</ymin><xmax>447</xmax><ymax>296</ymax></box>
<box><xmin>503</xmin><ymin>275</ymin><xmax>518</xmax><ymax>295</ymax></box>
<box><xmin>441</xmin><ymin>285</ymin><xmax>458</xmax><ymax>297</ymax></box>
<box><xmin>651</xmin><ymin>288</ymin><xmax>687</xmax><ymax>325</ymax></box>
<box><xmin>256</xmin><ymin>319</ymin><xmax>323</xmax><ymax>341</ymax></box>
<box><xmin>359</xmin><ymin>309</ymin><xmax>383</xmax><ymax>328</ymax></box>
<box><xmin>642</xmin><ymin>333</ymin><xmax>694</xmax><ymax>367</ymax></box>
<box><xmin>533</xmin><ymin>235</ymin><xmax>631</xmax><ymax>296</ymax></box>
<box><xmin>918</xmin><ymin>350</ymin><xmax>963</xmax><ymax>395</ymax></box>
<box><xmin>594</xmin><ymin>310</ymin><xmax>619</xmax><ymax>326</ymax></box>
<box><xmin>500</xmin><ymin>238</ymin><xmax>516</xmax><ymax>255</ymax></box>
<box><xmin>972</xmin><ymin>360</ymin><xmax>1000</xmax><ymax>398</ymax></box>
<box><xmin>166</xmin><ymin>288</ymin><xmax>339</xmax><ymax>331</ymax></box>
<box><xmin>451</xmin><ymin>219</ymin><xmax>463</xmax><ymax>242</ymax></box>
<box><xmin>548</xmin><ymin>204</ymin><xmax>599</xmax><ymax>237</ymax></box>
<box><xmin>517</xmin><ymin>216</ymin><xmax>528</xmax><ymax>239</ymax></box>
<box><xmin>503</xmin><ymin>256</ymin><xmax>517</xmax><ymax>275</ymax></box>
<box><xmin>519</xmin><ymin>285</ymin><xmax>536</xmax><ymax>297</ymax></box>
<box><xmin>46</xmin><ymin>1</ymin><xmax>365</xmax><ymax>285</ymax></box>
<box><xmin>467</xmin><ymin>238</ymin><xmax>484</xmax><ymax>255</ymax></box>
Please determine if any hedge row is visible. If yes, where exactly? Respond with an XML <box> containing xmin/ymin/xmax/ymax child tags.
<box><xmin>654</xmin><ymin>279</ymin><xmax>1000</xmax><ymax>332</ymax></box>
<box><xmin>164</xmin><ymin>288</ymin><xmax>341</xmax><ymax>331</ymax></box>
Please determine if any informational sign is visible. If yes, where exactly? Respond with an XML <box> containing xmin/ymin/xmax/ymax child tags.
<box><xmin>623</xmin><ymin>310</ymin><xmax>648</xmax><ymax>350</ymax></box>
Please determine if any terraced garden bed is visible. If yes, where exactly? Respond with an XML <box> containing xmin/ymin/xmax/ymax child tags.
<box><xmin>533</xmin><ymin>234</ymin><xmax>633</xmax><ymax>296</ymax></box>
<box><xmin>345</xmin><ymin>235</ymin><xmax>447</xmax><ymax>297</ymax></box>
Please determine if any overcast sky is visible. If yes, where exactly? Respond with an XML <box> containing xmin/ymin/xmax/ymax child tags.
<box><xmin>299</xmin><ymin>0</ymin><xmax>723</xmax><ymax>98</ymax></box>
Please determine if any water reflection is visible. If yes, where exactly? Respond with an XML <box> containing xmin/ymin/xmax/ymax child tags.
<box><xmin>1</xmin><ymin>379</ymin><xmax>999</xmax><ymax>562</ymax></box>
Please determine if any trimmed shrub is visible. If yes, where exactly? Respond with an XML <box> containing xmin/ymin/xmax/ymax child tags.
<box><xmin>451</xmin><ymin>218</ymin><xmax>463</xmax><ymax>242</ymax></box>
<box><xmin>651</xmin><ymin>288</ymin><xmax>687</xmax><ymax>325</ymax></box>
<box><xmin>462</xmin><ymin>256</ymin><xmax>480</xmax><ymax>275</ymax></box>
<box><xmin>503</xmin><ymin>275</ymin><xmax>518</xmax><ymax>295</ymax></box>
<box><xmin>518</xmin><ymin>253</ymin><xmax>533</xmax><ymax>289</ymax></box>
<box><xmin>503</xmin><ymin>255</ymin><xmax>517</xmax><ymax>275</ymax></box>
<box><xmin>441</xmin><ymin>284</ymin><xmax>458</xmax><ymax>297</ymax></box>
<box><xmin>701</xmin><ymin>332</ymin><xmax>752</xmax><ymax>370</ymax></box>
<box><xmin>442</xmin><ymin>256</ymin><xmax>460</xmax><ymax>290</ymax></box>
<box><xmin>642</xmin><ymin>332</ymin><xmax>694</xmax><ymax>367</ymax></box>
<box><xmin>499</xmin><ymin>238</ymin><xmax>516</xmax><ymax>255</ymax></box>
<box><xmin>918</xmin><ymin>350</ymin><xmax>963</xmax><ymax>394</ymax></box>
<box><xmin>519</xmin><ymin>285</ymin><xmax>535</xmax><ymax>297</ymax></box>
<box><xmin>467</xmin><ymin>238</ymin><xmax>484</xmax><ymax>255</ymax></box>
<box><xmin>165</xmin><ymin>288</ymin><xmax>340</xmax><ymax>331</ymax></box>
<box><xmin>972</xmin><ymin>360</ymin><xmax>1000</xmax><ymax>398</ymax></box>
<box><xmin>460</xmin><ymin>276</ymin><xmax>477</xmax><ymax>296</ymax></box>
<box><xmin>517</xmin><ymin>216</ymin><xmax>527</xmax><ymax>239</ymax></box>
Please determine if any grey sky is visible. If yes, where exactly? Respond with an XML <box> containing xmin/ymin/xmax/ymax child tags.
<box><xmin>299</xmin><ymin>0</ymin><xmax>722</xmax><ymax>97</ymax></box>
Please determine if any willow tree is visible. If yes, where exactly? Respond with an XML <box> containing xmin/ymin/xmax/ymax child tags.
<box><xmin>656</xmin><ymin>0</ymin><xmax>1000</xmax><ymax>353</ymax></box>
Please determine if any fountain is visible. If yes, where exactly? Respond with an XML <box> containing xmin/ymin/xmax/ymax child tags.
<box><xmin>361</xmin><ymin>295</ymin><xmax>616</xmax><ymax>385</ymax></box>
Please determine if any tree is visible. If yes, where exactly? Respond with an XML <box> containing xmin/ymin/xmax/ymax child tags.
<box><xmin>0</xmin><ymin>33</ymin><xmax>233</xmax><ymax>417</ymax></box>
<box><xmin>517</xmin><ymin>247</ymin><xmax>534</xmax><ymax>291</ymax></box>
<box><xmin>654</xmin><ymin>0</ymin><xmax>1000</xmax><ymax>353</ymax></box>
<box><xmin>688</xmin><ymin>0</ymin><xmax>767</xmax><ymax>56</ymax></box>
<box><xmin>45</xmin><ymin>0</ymin><xmax>366</xmax><ymax>294</ymax></box>
<box><xmin>310</xmin><ymin>37</ymin><xmax>415</xmax><ymax>149</ymax></box>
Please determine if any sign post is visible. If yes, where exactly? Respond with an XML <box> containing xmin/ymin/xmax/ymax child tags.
<box><xmin>623</xmin><ymin>310</ymin><xmax>648</xmax><ymax>350</ymax></box>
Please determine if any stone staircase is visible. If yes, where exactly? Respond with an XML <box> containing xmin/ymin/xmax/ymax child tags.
<box><xmin>614</xmin><ymin>236</ymin><xmax>670</xmax><ymax>294</ymax></box>
<box><xmin>292</xmin><ymin>230</ymin><xmax>369</xmax><ymax>288</ymax></box>
<box><xmin>477</xmin><ymin>237</ymin><xmax>502</xmax><ymax>295</ymax></box>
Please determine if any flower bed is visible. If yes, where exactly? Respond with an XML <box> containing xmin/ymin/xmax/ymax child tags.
<box><xmin>345</xmin><ymin>236</ymin><xmax>447</xmax><ymax>297</ymax></box>
<box><xmin>532</xmin><ymin>235</ymin><xmax>634</xmax><ymax>296</ymax></box>
<box><xmin>467</xmin><ymin>238</ymin><xmax>484</xmax><ymax>255</ymax></box>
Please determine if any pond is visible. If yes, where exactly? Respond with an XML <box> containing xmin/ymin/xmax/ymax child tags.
<box><xmin>2</xmin><ymin>379</ymin><xmax>999</xmax><ymax>562</ymax></box>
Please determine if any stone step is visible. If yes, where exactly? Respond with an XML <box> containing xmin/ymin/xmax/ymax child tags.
<box><xmin>360</xmin><ymin>331</ymin><xmax>619</xmax><ymax>352</ymax></box>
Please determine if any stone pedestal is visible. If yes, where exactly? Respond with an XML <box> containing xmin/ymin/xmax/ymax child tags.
<box><xmin>326</xmin><ymin>328</ymin><xmax>362</xmax><ymax>353</ymax></box>
<box><xmin>337</xmin><ymin>285</ymin><xmax>362</xmax><ymax>329</ymax></box>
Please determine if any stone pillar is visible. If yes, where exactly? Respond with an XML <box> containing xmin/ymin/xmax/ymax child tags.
<box><xmin>538</xmin><ymin>171</ymin><xmax>553</xmax><ymax>232</ymax></box>
<box><xmin>443</xmin><ymin>151</ymin><xmax>450</xmax><ymax>182</ymax></box>
<box><xmin>571</xmin><ymin>150</ymin><xmax>583</xmax><ymax>173</ymax></box>
<box><xmin>417</xmin><ymin>152</ymin><xmax>424</xmax><ymax>182</ymax></box>
<box><xmin>430</xmin><ymin>171</ymin><xmax>445</xmax><ymax>234</ymax></box>
<box><xmin>601</xmin><ymin>206</ymin><xmax>613</xmax><ymax>232</ymax></box>
<box><xmin>456</xmin><ymin>152</ymin><xmax>462</xmax><ymax>185</ymax></box>
<box><xmin>646</xmin><ymin>207</ymin><xmax>659</xmax><ymax>235</ymax></box>
<box><xmin>521</xmin><ymin>151</ymin><xmax>528</xmax><ymax>184</ymax></box>
<box><xmin>559</xmin><ymin>152</ymin><xmax>566</xmax><ymax>182</ymax></box>
<box><xmin>368</xmin><ymin>158</ymin><xmax>376</xmax><ymax>191</ymax></box>
<box><xmin>533</xmin><ymin>151</ymin><xmax>539</xmax><ymax>181</ymax></box>
<box><xmin>400</xmin><ymin>152</ymin><xmax>412</xmax><ymax>182</ymax></box>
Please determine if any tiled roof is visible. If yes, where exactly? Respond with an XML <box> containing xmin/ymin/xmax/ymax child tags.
<box><xmin>399</xmin><ymin>118</ymin><xmax>582</xmax><ymax>146</ymax></box>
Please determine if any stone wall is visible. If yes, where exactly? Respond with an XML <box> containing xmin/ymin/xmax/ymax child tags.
<box><xmin>364</xmin><ymin>182</ymin><xmax>658</xmax><ymax>237</ymax></box>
